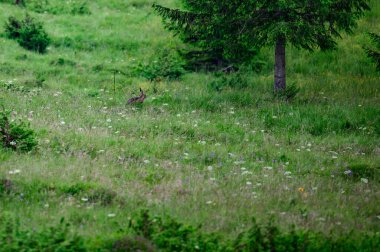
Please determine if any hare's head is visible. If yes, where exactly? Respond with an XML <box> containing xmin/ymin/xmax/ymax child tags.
<box><xmin>139</xmin><ymin>88</ymin><xmax>147</xmax><ymax>100</ymax></box>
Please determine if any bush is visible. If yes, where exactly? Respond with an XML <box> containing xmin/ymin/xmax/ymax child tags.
<box><xmin>27</xmin><ymin>0</ymin><xmax>91</xmax><ymax>15</ymax></box>
<box><xmin>133</xmin><ymin>49</ymin><xmax>186</xmax><ymax>81</ymax></box>
<box><xmin>363</xmin><ymin>32</ymin><xmax>380</xmax><ymax>71</ymax></box>
<box><xmin>129</xmin><ymin>210</ymin><xmax>221</xmax><ymax>251</ymax></box>
<box><xmin>4</xmin><ymin>14</ymin><xmax>50</xmax><ymax>53</ymax></box>
<box><xmin>129</xmin><ymin>210</ymin><xmax>380</xmax><ymax>252</ymax></box>
<box><xmin>0</xmin><ymin>215</ymin><xmax>87</xmax><ymax>252</ymax></box>
<box><xmin>209</xmin><ymin>71</ymin><xmax>251</xmax><ymax>91</ymax></box>
<box><xmin>341</xmin><ymin>163</ymin><xmax>380</xmax><ymax>182</ymax></box>
<box><xmin>0</xmin><ymin>108</ymin><xmax>37</xmax><ymax>152</ymax></box>
<box><xmin>113</xmin><ymin>236</ymin><xmax>157</xmax><ymax>252</ymax></box>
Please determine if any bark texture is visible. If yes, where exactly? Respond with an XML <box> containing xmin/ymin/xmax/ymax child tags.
<box><xmin>274</xmin><ymin>37</ymin><xmax>286</xmax><ymax>91</ymax></box>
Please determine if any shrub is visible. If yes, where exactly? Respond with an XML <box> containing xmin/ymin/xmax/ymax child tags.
<box><xmin>209</xmin><ymin>71</ymin><xmax>251</xmax><ymax>91</ymax></box>
<box><xmin>129</xmin><ymin>210</ymin><xmax>221</xmax><ymax>251</ymax></box>
<box><xmin>27</xmin><ymin>0</ymin><xmax>91</xmax><ymax>15</ymax></box>
<box><xmin>113</xmin><ymin>236</ymin><xmax>157</xmax><ymax>252</ymax></box>
<box><xmin>341</xmin><ymin>163</ymin><xmax>380</xmax><ymax>182</ymax></box>
<box><xmin>129</xmin><ymin>210</ymin><xmax>380</xmax><ymax>252</ymax></box>
<box><xmin>363</xmin><ymin>32</ymin><xmax>380</xmax><ymax>71</ymax></box>
<box><xmin>0</xmin><ymin>215</ymin><xmax>87</xmax><ymax>251</ymax></box>
<box><xmin>0</xmin><ymin>108</ymin><xmax>37</xmax><ymax>152</ymax></box>
<box><xmin>133</xmin><ymin>49</ymin><xmax>186</xmax><ymax>81</ymax></box>
<box><xmin>4</xmin><ymin>14</ymin><xmax>50</xmax><ymax>53</ymax></box>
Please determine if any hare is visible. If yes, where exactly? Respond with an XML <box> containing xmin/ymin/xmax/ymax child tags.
<box><xmin>127</xmin><ymin>88</ymin><xmax>146</xmax><ymax>104</ymax></box>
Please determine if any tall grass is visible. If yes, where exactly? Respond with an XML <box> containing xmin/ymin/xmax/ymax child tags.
<box><xmin>0</xmin><ymin>0</ymin><xmax>379</xmax><ymax>249</ymax></box>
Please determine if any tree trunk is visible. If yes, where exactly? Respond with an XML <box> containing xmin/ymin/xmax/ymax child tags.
<box><xmin>274</xmin><ymin>37</ymin><xmax>286</xmax><ymax>92</ymax></box>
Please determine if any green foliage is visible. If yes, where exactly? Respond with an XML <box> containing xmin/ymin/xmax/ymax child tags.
<box><xmin>209</xmin><ymin>71</ymin><xmax>252</xmax><ymax>91</ymax></box>
<box><xmin>273</xmin><ymin>84</ymin><xmax>300</xmax><ymax>101</ymax></box>
<box><xmin>133</xmin><ymin>49</ymin><xmax>186</xmax><ymax>81</ymax></box>
<box><xmin>4</xmin><ymin>14</ymin><xmax>50</xmax><ymax>53</ymax></box>
<box><xmin>341</xmin><ymin>164</ymin><xmax>380</xmax><ymax>182</ymax></box>
<box><xmin>112</xmin><ymin>236</ymin><xmax>157</xmax><ymax>252</ymax></box>
<box><xmin>154</xmin><ymin>0</ymin><xmax>370</xmax><ymax>52</ymax></box>
<box><xmin>364</xmin><ymin>32</ymin><xmax>380</xmax><ymax>71</ymax></box>
<box><xmin>27</xmin><ymin>0</ymin><xmax>91</xmax><ymax>15</ymax></box>
<box><xmin>154</xmin><ymin>0</ymin><xmax>370</xmax><ymax>89</ymax></box>
<box><xmin>129</xmin><ymin>210</ymin><xmax>222</xmax><ymax>251</ymax></box>
<box><xmin>129</xmin><ymin>210</ymin><xmax>380</xmax><ymax>252</ymax></box>
<box><xmin>0</xmin><ymin>108</ymin><xmax>37</xmax><ymax>152</ymax></box>
<box><xmin>0</xmin><ymin>215</ymin><xmax>87</xmax><ymax>252</ymax></box>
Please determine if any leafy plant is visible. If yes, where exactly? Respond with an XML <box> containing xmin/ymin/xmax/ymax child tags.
<box><xmin>128</xmin><ymin>210</ymin><xmax>380</xmax><ymax>251</ymax></box>
<box><xmin>0</xmin><ymin>215</ymin><xmax>87</xmax><ymax>251</ymax></box>
<box><xmin>209</xmin><ymin>71</ymin><xmax>251</xmax><ymax>91</ymax></box>
<box><xmin>26</xmin><ymin>0</ymin><xmax>91</xmax><ymax>15</ymax></box>
<box><xmin>129</xmin><ymin>210</ymin><xmax>221</xmax><ymax>251</ymax></box>
<box><xmin>364</xmin><ymin>32</ymin><xmax>380</xmax><ymax>71</ymax></box>
<box><xmin>273</xmin><ymin>84</ymin><xmax>300</xmax><ymax>101</ymax></box>
<box><xmin>4</xmin><ymin>14</ymin><xmax>50</xmax><ymax>53</ymax></box>
<box><xmin>0</xmin><ymin>108</ymin><xmax>37</xmax><ymax>152</ymax></box>
<box><xmin>133</xmin><ymin>49</ymin><xmax>186</xmax><ymax>81</ymax></box>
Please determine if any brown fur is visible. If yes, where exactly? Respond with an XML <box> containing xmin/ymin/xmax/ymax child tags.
<box><xmin>128</xmin><ymin>88</ymin><xmax>146</xmax><ymax>104</ymax></box>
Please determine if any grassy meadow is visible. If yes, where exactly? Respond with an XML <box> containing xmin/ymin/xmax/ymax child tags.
<box><xmin>0</xmin><ymin>0</ymin><xmax>379</xmax><ymax>250</ymax></box>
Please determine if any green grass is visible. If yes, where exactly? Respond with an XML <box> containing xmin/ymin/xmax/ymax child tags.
<box><xmin>0</xmin><ymin>0</ymin><xmax>379</xmax><ymax>249</ymax></box>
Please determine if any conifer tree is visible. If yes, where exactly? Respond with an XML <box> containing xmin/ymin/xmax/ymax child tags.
<box><xmin>154</xmin><ymin>0</ymin><xmax>370</xmax><ymax>91</ymax></box>
<box><xmin>364</xmin><ymin>32</ymin><xmax>380</xmax><ymax>71</ymax></box>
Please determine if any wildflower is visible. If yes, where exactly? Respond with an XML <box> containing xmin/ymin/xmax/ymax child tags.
<box><xmin>9</xmin><ymin>169</ymin><xmax>21</xmax><ymax>175</ymax></box>
<box><xmin>107</xmin><ymin>213</ymin><xmax>116</xmax><ymax>218</ymax></box>
<box><xmin>207</xmin><ymin>166</ymin><xmax>213</xmax><ymax>171</ymax></box>
<box><xmin>298</xmin><ymin>187</ymin><xmax>305</xmax><ymax>192</ymax></box>
<box><xmin>246</xmin><ymin>181</ymin><xmax>252</xmax><ymax>185</ymax></box>
<box><xmin>263</xmin><ymin>166</ymin><xmax>273</xmax><ymax>170</ymax></box>
<box><xmin>361</xmin><ymin>178</ymin><xmax>368</xmax><ymax>184</ymax></box>
<box><xmin>60</xmin><ymin>121</ymin><xmax>65</xmax><ymax>125</ymax></box>
<box><xmin>284</xmin><ymin>171</ymin><xmax>292</xmax><ymax>176</ymax></box>
<box><xmin>143</xmin><ymin>160</ymin><xmax>150</xmax><ymax>164</ymax></box>
<box><xmin>81</xmin><ymin>197</ymin><xmax>88</xmax><ymax>202</ymax></box>
<box><xmin>344</xmin><ymin>170</ymin><xmax>352</xmax><ymax>175</ymax></box>
<box><xmin>10</xmin><ymin>141</ymin><xmax>16</xmax><ymax>146</ymax></box>
<box><xmin>106</xmin><ymin>118</ymin><xmax>112</xmax><ymax>122</ymax></box>
<box><xmin>206</xmin><ymin>201</ymin><xmax>213</xmax><ymax>204</ymax></box>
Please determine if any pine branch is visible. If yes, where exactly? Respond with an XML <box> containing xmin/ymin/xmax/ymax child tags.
<box><xmin>152</xmin><ymin>4</ymin><xmax>205</xmax><ymax>27</ymax></box>
<box><xmin>368</xmin><ymin>32</ymin><xmax>380</xmax><ymax>49</ymax></box>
